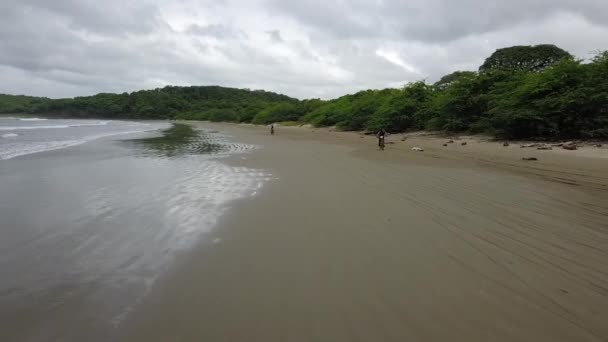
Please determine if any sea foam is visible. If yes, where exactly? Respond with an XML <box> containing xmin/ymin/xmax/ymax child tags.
<box><xmin>0</xmin><ymin>130</ymin><xmax>152</xmax><ymax>160</ymax></box>
<box><xmin>0</xmin><ymin>121</ymin><xmax>110</xmax><ymax>130</ymax></box>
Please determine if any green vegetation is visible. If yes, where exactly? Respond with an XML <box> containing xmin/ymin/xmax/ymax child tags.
<box><xmin>1</xmin><ymin>45</ymin><xmax>607</xmax><ymax>139</ymax></box>
<box><xmin>479</xmin><ymin>44</ymin><xmax>573</xmax><ymax>73</ymax></box>
<box><xmin>1</xmin><ymin>86</ymin><xmax>297</xmax><ymax>121</ymax></box>
<box><xmin>0</xmin><ymin>94</ymin><xmax>50</xmax><ymax>113</ymax></box>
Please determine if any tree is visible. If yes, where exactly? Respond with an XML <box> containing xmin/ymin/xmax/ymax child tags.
<box><xmin>434</xmin><ymin>71</ymin><xmax>477</xmax><ymax>89</ymax></box>
<box><xmin>365</xmin><ymin>83</ymin><xmax>434</xmax><ymax>132</ymax></box>
<box><xmin>427</xmin><ymin>71</ymin><xmax>517</xmax><ymax>132</ymax></box>
<box><xmin>479</xmin><ymin>44</ymin><xmax>573</xmax><ymax>73</ymax></box>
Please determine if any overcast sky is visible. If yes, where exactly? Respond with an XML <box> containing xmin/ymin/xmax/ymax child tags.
<box><xmin>1</xmin><ymin>0</ymin><xmax>607</xmax><ymax>99</ymax></box>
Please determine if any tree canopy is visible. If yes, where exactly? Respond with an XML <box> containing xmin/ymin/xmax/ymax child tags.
<box><xmin>479</xmin><ymin>44</ymin><xmax>573</xmax><ymax>73</ymax></box>
<box><xmin>434</xmin><ymin>71</ymin><xmax>477</xmax><ymax>89</ymax></box>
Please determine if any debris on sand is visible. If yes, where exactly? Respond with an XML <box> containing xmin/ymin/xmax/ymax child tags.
<box><xmin>563</xmin><ymin>143</ymin><xmax>577</xmax><ymax>150</ymax></box>
<box><xmin>411</xmin><ymin>147</ymin><xmax>424</xmax><ymax>151</ymax></box>
<box><xmin>596</xmin><ymin>144</ymin><xmax>603</xmax><ymax>148</ymax></box>
<box><xmin>461</xmin><ymin>142</ymin><xmax>467</xmax><ymax>146</ymax></box>
<box><xmin>443</xmin><ymin>143</ymin><xmax>448</xmax><ymax>147</ymax></box>
<box><xmin>503</xmin><ymin>142</ymin><xmax>510</xmax><ymax>147</ymax></box>
<box><xmin>520</xmin><ymin>143</ymin><xmax>539</xmax><ymax>148</ymax></box>
<box><xmin>446</xmin><ymin>140</ymin><xmax>454</xmax><ymax>144</ymax></box>
<box><xmin>537</xmin><ymin>146</ymin><xmax>553</xmax><ymax>150</ymax></box>
<box><xmin>401</xmin><ymin>137</ymin><xmax>407</xmax><ymax>141</ymax></box>
<box><xmin>522</xmin><ymin>157</ymin><xmax>538</xmax><ymax>161</ymax></box>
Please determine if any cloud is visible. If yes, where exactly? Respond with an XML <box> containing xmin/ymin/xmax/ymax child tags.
<box><xmin>18</xmin><ymin>0</ymin><xmax>166</xmax><ymax>35</ymax></box>
<box><xmin>375</xmin><ymin>49</ymin><xmax>420</xmax><ymax>74</ymax></box>
<box><xmin>266</xmin><ymin>29</ymin><xmax>284</xmax><ymax>43</ymax></box>
<box><xmin>268</xmin><ymin>0</ymin><xmax>608</xmax><ymax>43</ymax></box>
<box><xmin>185</xmin><ymin>24</ymin><xmax>245</xmax><ymax>39</ymax></box>
<box><xmin>0</xmin><ymin>0</ymin><xmax>607</xmax><ymax>99</ymax></box>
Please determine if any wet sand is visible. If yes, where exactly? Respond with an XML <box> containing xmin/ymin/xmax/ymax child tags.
<box><xmin>124</xmin><ymin>123</ymin><xmax>608</xmax><ymax>341</ymax></box>
<box><xmin>0</xmin><ymin>124</ymin><xmax>267</xmax><ymax>342</ymax></box>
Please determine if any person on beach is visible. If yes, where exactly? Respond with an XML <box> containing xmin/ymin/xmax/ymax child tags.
<box><xmin>376</xmin><ymin>128</ymin><xmax>386</xmax><ymax>150</ymax></box>
<box><xmin>270</xmin><ymin>124</ymin><xmax>275</xmax><ymax>135</ymax></box>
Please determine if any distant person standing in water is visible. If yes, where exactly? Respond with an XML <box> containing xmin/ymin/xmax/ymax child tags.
<box><xmin>270</xmin><ymin>124</ymin><xmax>275</xmax><ymax>135</ymax></box>
<box><xmin>376</xmin><ymin>128</ymin><xmax>386</xmax><ymax>150</ymax></box>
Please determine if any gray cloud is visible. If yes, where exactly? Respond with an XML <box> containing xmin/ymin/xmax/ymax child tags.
<box><xmin>0</xmin><ymin>0</ymin><xmax>607</xmax><ymax>100</ymax></box>
<box><xmin>266</xmin><ymin>29</ymin><xmax>284</xmax><ymax>43</ymax></box>
<box><xmin>269</xmin><ymin>0</ymin><xmax>608</xmax><ymax>43</ymax></box>
<box><xmin>186</xmin><ymin>24</ymin><xmax>246</xmax><ymax>39</ymax></box>
<box><xmin>19</xmin><ymin>0</ymin><xmax>166</xmax><ymax>35</ymax></box>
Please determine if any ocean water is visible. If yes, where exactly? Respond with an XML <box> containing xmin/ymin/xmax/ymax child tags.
<box><xmin>0</xmin><ymin>118</ymin><xmax>270</xmax><ymax>340</ymax></box>
<box><xmin>0</xmin><ymin>117</ymin><xmax>154</xmax><ymax>160</ymax></box>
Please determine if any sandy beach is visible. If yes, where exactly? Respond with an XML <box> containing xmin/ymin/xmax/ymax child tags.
<box><xmin>122</xmin><ymin>123</ymin><xmax>608</xmax><ymax>341</ymax></box>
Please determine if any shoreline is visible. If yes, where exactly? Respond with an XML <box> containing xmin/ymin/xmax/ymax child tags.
<box><xmin>201</xmin><ymin>121</ymin><xmax>608</xmax><ymax>193</ymax></box>
<box><xmin>122</xmin><ymin>121</ymin><xmax>608</xmax><ymax>341</ymax></box>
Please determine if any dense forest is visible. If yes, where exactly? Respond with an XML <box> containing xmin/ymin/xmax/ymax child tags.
<box><xmin>2</xmin><ymin>44</ymin><xmax>607</xmax><ymax>139</ymax></box>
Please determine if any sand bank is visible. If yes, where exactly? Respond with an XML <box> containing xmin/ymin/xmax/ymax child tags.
<box><xmin>123</xmin><ymin>123</ymin><xmax>608</xmax><ymax>341</ymax></box>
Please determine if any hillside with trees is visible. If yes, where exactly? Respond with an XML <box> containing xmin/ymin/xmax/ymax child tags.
<box><xmin>0</xmin><ymin>86</ymin><xmax>298</xmax><ymax>121</ymax></box>
<box><xmin>1</xmin><ymin>45</ymin><xmax>607</xmax><ymax>139</ymax></box>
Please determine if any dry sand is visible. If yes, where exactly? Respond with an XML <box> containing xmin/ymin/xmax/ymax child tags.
<box><xmin>123</xmin><ymin>123</ymin><xmax>608</xmax><ymax>342</ymax></box>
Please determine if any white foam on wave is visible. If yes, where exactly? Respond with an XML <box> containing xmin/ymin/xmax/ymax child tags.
<box><xmin>0</xmin><ymin>140</ymin><xmax>84</xmax><ymax>160</ymax></box>
<box><xmin>0</xmin><ymin>129</ymin><xmax>150</xmax><ymax>160</ymax></box>
<box><xmin>0</xmin><ymin>125</ymin><xmax>70</xmax><ymax>130</ymax></box>
<box><xmin>0</xmin><ymin>121</ymin><xmax>110</xmax><ymax>131</ymax></box>
<box><xmin>1</xmin><ymin>133</ymin><xmax>18</xmax><ymax>138</ymax></box>
<box><xmin>19</xmin><ymin>118</ymin><xmax>48</xmax><ymax>121</ymax></box>
<box><xmin>123</xmin><ymin>121</ymin><xmax>151</xmax><ymax>127</ymax></box>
